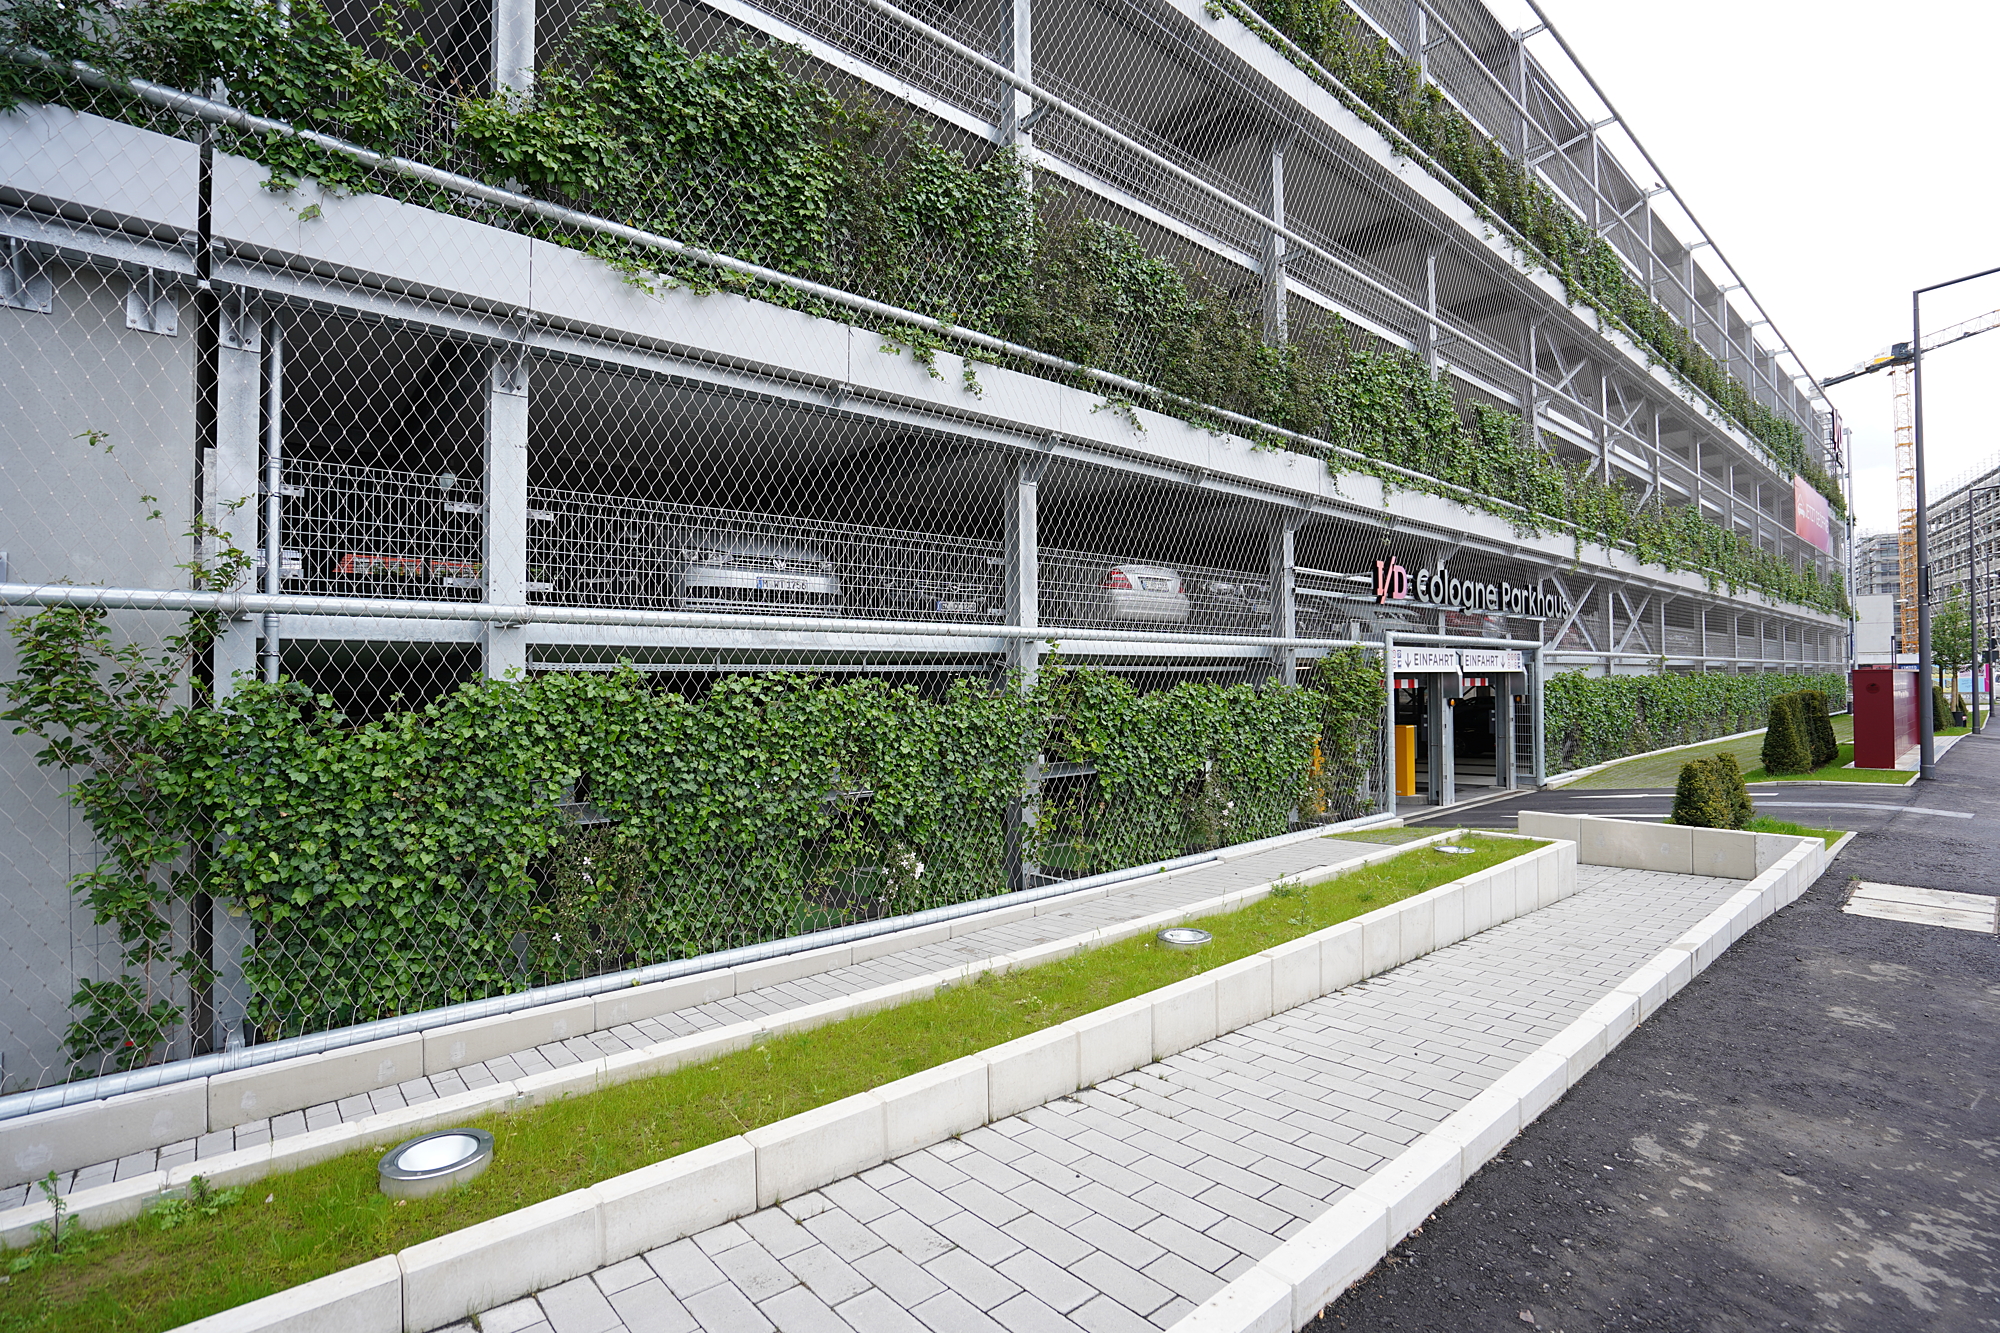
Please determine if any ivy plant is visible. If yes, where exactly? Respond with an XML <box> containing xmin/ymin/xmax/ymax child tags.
<box><xmin>1214</xmin><ymin>0</ymin><xmax>1844</xmax><ymax>515</ymax></box>
<box><xmin>0</xmin><ymin>0</ymin><xmax>1846</xmax><ymax>617</ymax></box>
<box><xmin>1542</xmin><ymin>668</ymin><xmax>1847</xmax><ymax>772</ymax></box>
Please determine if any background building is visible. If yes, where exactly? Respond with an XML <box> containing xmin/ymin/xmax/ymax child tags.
<box><xmin>1855</xmin><ymin>531</ymin><xmax>1903</xmax><ymax>601</ymax></box>
<box><xmin>1</xmin><ymin>0</ymin><xmax>1849</xmax><ymax>1091</ymax></box>
<box><xmin>1928</xmin><ymin>457</ymin><xmax>2000</xmax><ymax>670</ymax></box>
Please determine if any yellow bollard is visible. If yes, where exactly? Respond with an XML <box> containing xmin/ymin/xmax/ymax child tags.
<box><xmin>1395</xmin><ymin>724</ymin><xmax>1417</xmax><ymax>797</ymax></box>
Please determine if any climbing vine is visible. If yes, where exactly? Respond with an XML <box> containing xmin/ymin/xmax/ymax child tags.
<box><xmin>0</xmin><ymin>447</ymin><xmax>252</xmax><ymax>1075</ymax></box>
<box><xmin>1029</xmin><ymin>655</ymin><xmax>1366</xmax><ymax>874</ymax></box>
<box><xmin>4</xmin><ymin>601</ymin><xmax>1382</xmax><ymax>1064</ymax></box>
<box><xmin>1212</xmin><ymin>0</ymin><xmax>1844</xmax><ymax>516</ymax></box>
<box><xmin>1542</xmin><ymin>669</ymin><xmax>1847</xmax><ymax>773</ymax></box>
<box><xmin>0</xmin><ymin>0</ymin><xmax>1845</xmax><ymax>616</ymax></box>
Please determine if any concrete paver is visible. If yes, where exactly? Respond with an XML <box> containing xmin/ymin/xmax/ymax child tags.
<box><xmin>474</xmin><ymin>861</ymin><xmax>1742</xmax><ymax>1331</ymax></box>
<box><xmin>1318</xmin><ymin>740</ymin><xmax>1996</xmax><ymax>1332</ymax></box>
<box><xmin>34</xmin><ymin>835</ymin><xmax>1395</xmax><ymax>1195</ymax></box>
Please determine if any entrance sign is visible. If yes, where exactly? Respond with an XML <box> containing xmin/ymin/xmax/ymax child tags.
<box><xmin>1459</xmin><ymin>649</ymin><xmax>1523</xmax><ymax>672</ymax></box>
<box><xmin>1391</xmin><ymin>646</ymin><xmax>1460</xmax><ymax>672</ymax></box>
<box><xmin>1371</xmin><ymin>557</ymin><xmax>1566</xmax><ymax>618</ymax></box>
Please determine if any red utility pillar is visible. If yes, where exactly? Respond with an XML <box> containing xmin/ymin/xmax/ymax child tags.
<box><xmin>1850</xmin><ymin>666</ymin><xmax>1918</xmax><ymax>770</ymax></box>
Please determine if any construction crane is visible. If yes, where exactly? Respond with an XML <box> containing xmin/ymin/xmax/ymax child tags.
<box><xmin>1822</xmin><ymin>307</ymin><xmax>2000</xmax><ymax>652</ymax></box>
<box><xmin>1822</xmin><ymin>307</ymin><xmax>2000</xmax><ymax>386</ymax></box>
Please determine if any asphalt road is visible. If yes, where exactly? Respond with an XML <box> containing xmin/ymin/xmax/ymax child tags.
<box><xmin>1409</xmin><ymin>778</ymin><xmax>1958</xmax><ymax>835</ymax></box>
<box><xmin>1311</xmin><ymin>734</ymin><xmax>1999</xmax><ymax>1333</ymax></box>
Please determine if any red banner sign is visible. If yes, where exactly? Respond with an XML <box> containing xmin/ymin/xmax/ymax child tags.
<box><xmin>1793</xmin><ymin>476</ymin><xmax>1833</xmax><ymax>555</ymax></box>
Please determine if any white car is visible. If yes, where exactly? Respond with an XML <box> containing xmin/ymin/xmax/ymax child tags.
<box><xmin>1075</xmin><ymin>563</ymin><xmax>1191</xmax><ymax>623</ymax></box>
<box><xmin>674</xmin><ymin>533</ymin><xmax>843</xmax><ymax>612</ymax></box>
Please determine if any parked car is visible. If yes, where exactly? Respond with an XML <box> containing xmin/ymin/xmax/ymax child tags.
<box><xmin>867</xmin><ymin>569</ymin><xmax>1005</xmax><ymax>620</ymax></box>
<box><xmin>1194</xmin><ymin>578</ymin><xmax>1271</xmax><ymax>630</ymax></box>
<box><xmin>673</xmin><ymin>532</ymin><xmax>843</xmax><ymax>612</ymax></box>
<box><xmin>334</xmin><ymin>552</ymin><xmax>482</xmax><ymax>590</ymax></box>
<box><xmin>1070</xmin><ymin>563</ymin><xmax>1191</xmax><ymax>624</ymax></box>
<box><xmin>1443</xmin><ymin>609</ymin><xmax>1509</xmax><ymax>638</ymax></box>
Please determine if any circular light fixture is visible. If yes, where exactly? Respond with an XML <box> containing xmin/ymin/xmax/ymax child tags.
<box><xmin>1434</xmin><ymin>845</ymin><xmax>1475</xmax><ymax>855</ymax></box>
<box><xmin>1157</xmin><ymin>926</ymin><xmax>1213</xmax><ymax>951</ymax></box>
<box><xmin>378</xmin><ymin>1128</ymin><xmax>494</xmax><ymax>1200</ymax></box>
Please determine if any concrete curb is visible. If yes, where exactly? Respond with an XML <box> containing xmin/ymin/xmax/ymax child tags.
<box><xmin>0</xmin><ymin>812</ymin><xmax>1399</xmax><ymax>1194</ymax></box>
<box><xmin>1165</xmin><ymin>832</ymin><xmax>1827</xmax><ymax>1333</ymax></box>
<box><xmin>0</xmin><ymin>809</ymin><xmax>1402</xmax><ymax>1187</ymax></box>
<box><xmin>127</xmin><ymin>836</ymin><xmax>1570</xmax><ymax>1331</ymax></box>
<box><xmin>0</xmin><ymin>828</ymin><xmax>1503</xmax><ymax>1250</ymax></box>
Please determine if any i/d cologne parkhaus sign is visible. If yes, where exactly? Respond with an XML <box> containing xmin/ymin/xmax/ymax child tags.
<box><xmin>1372</xmin><ymin>557</ymin><xmax>1566</xmax><ymax>619</ymax></box>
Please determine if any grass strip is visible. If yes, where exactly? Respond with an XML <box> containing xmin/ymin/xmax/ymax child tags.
<box><xmin>1742</xmin><ymin>742</ymin><xmax>1914</xmax><ymax>784</ymax></box>
<box><xmin>1</xmin><ymin>833</ymin><xmax>1540</xmax><ymax>1332</ymax></box>
<box><xmin>1320</xmin><ymin>828</ymin><xmax>1439</xmax><ymax>845</ymax></box>
<box><xmin>1743</xmin><ymin>816</ymin><xmax>1845</xmax><ymax>849</ymax></box>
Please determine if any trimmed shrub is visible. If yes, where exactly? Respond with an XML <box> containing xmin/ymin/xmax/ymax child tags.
<box><xmin>1797</xmin><ymin>689</ymin><xmax>1838</xmax><ymax>768</ymax></box>
<box><xmin>1933</xmin><ymin>683</ymin><xmax>1952</xmax><ymax>732</ymax></box>
<box><xmin>1710</xmin><ymin>752</ymin><xmax>1755</xmax><ymax>829</ymax></box>
<box><xmin>1759</xmin><ymin>694</ymin><xmax>1814</xmax><ymax>775</ymax></box>
<box><xmin>1670</xmin><ymin>758</ymin><xmax>1733</xmax><ymax>828</ymax></box>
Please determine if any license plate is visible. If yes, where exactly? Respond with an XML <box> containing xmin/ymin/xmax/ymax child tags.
<box><xmin>1138</xmin><ymin>577</ymin><xmax>1170</xmax><ymax>591</ymax></box>
<box><xmin>936</xmin><ymin>600</ymin><xmax>976</xmax><ymax>613</ymax></box>
<box><xmin>758</xmin><ymin>576</ymin><xmax>810</xmax><ymax>592</ymax></box>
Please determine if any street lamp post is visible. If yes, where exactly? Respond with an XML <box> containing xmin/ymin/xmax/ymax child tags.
<box><xmin>1912</xmin><ymin>264</ymin><xmax>2000</xmax><ymax>779</ymax></box>
<box><xmin>1972</xmin><ymin>485</ymin><xmax>2000</xmax><ymax>735</ymax></box>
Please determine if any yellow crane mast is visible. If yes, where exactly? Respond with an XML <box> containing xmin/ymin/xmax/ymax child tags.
<box><xmin>1823</xmin><ymin>306</ymin><xmax>2000</xmax><ymax>652</ymax></box>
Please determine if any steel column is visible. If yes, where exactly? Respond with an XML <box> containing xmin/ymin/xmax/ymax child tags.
<box><xmin>1269</xmin><ymin>515</ymin><xmax>1298</xmax><ymax>684</ymax></box>
<box><xmin>210</xmin><ymin>293</ymin><xmax>260</xmax><ymax>696</ymax></box>
<box><xmin>1262</xmin><ymin>135</ymin><xmax>1289</xmax><ymax>345</ymax></box>
<box><xmin>482</xmin><ymin>345</ymin><xmax>529</xmax><ymax>679</ymax></box>
<box><xmin>1381</xmin><ymin>631</ymin><xmax>1398</xmax><ymax>819</ymax></box>
<box><xmin>1005</xmin><ymin>456</ymin><xmax>1046</xmax><ymax>688</ymax></box>
<box><xmin>1529</xmin><ymin>647</ymin><xmax>1546</xmax><ymax>786</ymax></box>
<box><xmin>1000</xmin><ymin>0</ymin><xmax>1034</xmax><ymax>155</ymax></box>
<box><xmin>259</xmin><ymin>314</ymin><xmax>284</xmax><ymax>683</ymax></box>
<box><xmin>492</xmin><ymin>0</ymin><xmax>535</xmax><ymax>94</ymax></box>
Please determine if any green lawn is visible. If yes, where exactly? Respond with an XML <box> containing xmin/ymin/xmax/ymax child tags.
<box><xmin>1937</xmin><ymin>705</ymin><xmax>1990</xmax><ymax>737</ymax></box>
<box><xmin>1743</xmin><ymin>816</ymin><xmax>1845</xmax><ymax>849</ymax></box>
<box><xmin>0</xmin><ymin>835</ymin><xmax>1541</xmax><ymax>1333</ymax></box>
<box><xmin>1739</xmin><ymin>741</ymin><xmax>1914</xmax><ymax>785</ymax></box>
<box><xmin>1321</xmin><ymin>827</ymin><xmax>1445</xmax><ymax>845</ymax></box>
<box><xmin>1562</xmin><ymin>715</ymin><xmax>1925</xmax><ymax>789</ymax></box>
<box><xmin>1562</xmin><ymin>716</ymin><xmax>1846</xmax><ymax>790</ymax></box>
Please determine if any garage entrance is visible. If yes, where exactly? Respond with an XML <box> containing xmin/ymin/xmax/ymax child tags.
<box><xmin>1388</xmin><ymin>645</ymin><xmax>1535</xmax><ymax>810</ymax></box>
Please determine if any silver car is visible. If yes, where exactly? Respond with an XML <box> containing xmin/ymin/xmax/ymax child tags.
<box><xmin>1074</xmin><ymin>563</ymin><xmax>1191</xmax><ymax>624</ymax></box>
<box><xmin>1196</xmin><ymin>578</ymin><xmax>1272</xmax><ymax>630</ymax></box>
<box><xmin>673</xmin><ymin>532</ymin><xmax>843</xmax><ymax>612</ymax></box>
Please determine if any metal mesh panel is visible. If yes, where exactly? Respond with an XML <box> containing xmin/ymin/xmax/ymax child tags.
<box><xmin>0</xmin><ymin>0</ymin><xmax>1844</xmax><ymax>1111</ymax></box>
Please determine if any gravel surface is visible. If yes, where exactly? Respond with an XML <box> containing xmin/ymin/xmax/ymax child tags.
<box><xmin>1311</xmin><ymin>734</ymin><xmax>1999</xmax><ymax>1333</ymax></box>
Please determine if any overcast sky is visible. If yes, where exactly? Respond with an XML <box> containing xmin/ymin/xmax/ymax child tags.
<box><xmin>1487</xmin><ymin>0</ymin><xmax>2000</xmax><ymax>535</ymax></box>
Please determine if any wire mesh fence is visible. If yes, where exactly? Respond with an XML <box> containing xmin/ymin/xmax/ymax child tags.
<box><xmin>0</xmin><ymin>0</ymin><xmax>1848</xmax><ymax>1108</ymax></box>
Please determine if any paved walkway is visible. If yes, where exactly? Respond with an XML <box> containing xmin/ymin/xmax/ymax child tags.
<box><xmin>446</xmin><ymin>863</ymin><xmax>1741</xmax><ymax>1333</ymax></box>
<box><xmin>4</xmin><ymin>833</ymin><xmax>1407</xmax><ymax>1208</ymax></box>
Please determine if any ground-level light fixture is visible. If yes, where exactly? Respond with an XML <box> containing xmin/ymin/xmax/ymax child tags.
<box><xmin>378</xmin><ymin>1128</ymin><xmax>495</xmax><ymax>1199</ymax></box>
<box><xmin>1157</xmin><ymin>926</ymin><xmax>1213</xmax><ymax>950</ymax></box>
